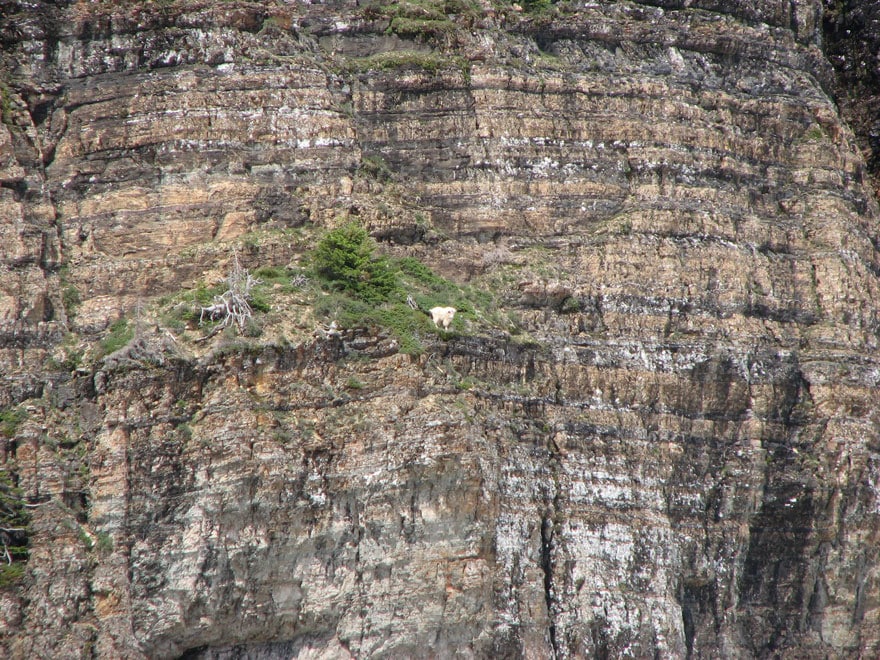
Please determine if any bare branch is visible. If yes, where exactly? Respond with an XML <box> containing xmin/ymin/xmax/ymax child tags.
<box><xmin>199</xmin><ymin>251</ymin><xmax>261</xmax><ymax>331</ymax></box>
<box><xmin>22</xmin><ymin>498</ymin><xmax>52</xmax><ymax>508</ymax></box>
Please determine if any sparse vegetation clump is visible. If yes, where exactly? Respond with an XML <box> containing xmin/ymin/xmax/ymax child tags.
<box><xmin>0</xmin><ymin>407</ymin><xmax>26</xmax><ymax>439</ymax></box>
<box><xmin>309</xmin><ymin>221</ymin><xmax>502</xmax><ymax>354</ymax></box>
<box><xmin>361</xmin><ymin>0</ymin><xmax>560</xmax><ymax>36</ymax></box>
<box><xmin>99</xmin><ymin>318</ymin><xmax>134</xmax><ymax>356</ymax></box>
<box><xmin>359</xmin><ymin>154</ymin><xmax>394</xmax><ymax>182</ymax></box>
<box><xmin>61</xmin><ymin>284</ymin><xmax>81</xmax><ymax>318</ymax></box>
<box><xmin>151</xmin><ymin>221</ymin><xmax>508</xmax><ymax>354</ymax></box>
<box><xmin>347</xmin><ymin>50</ymin><xmax>452</xmax><ymax>74</ymax></box>
<box><xmin>0</xmin><ymin>470</ymin><xmax>29</xmax><ymax>589</ymax></box>
<box><xmin>0</xmin><ymin>82</ymin><xmax>13</xmax><ymax>125</ymax></box>
<box><xmin>519</xmin><ymin>0</ymin><xmax>555</xmax><ymax>13</ymax></box>
<box><xmin>362</xmin><ymin>0</ymin><xmax>481</xmax><ymax>40</ymax></box>
<box><xmin>156</xmin><ymin>239</ymin><xmax>311</xmax><ymax>343</ymax></box>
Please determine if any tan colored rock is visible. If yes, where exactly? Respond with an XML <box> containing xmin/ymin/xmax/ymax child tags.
<box><xmin>0</xmin><ymin>1</ymin><xmax>879</xmax><ymax>658</ymax></box>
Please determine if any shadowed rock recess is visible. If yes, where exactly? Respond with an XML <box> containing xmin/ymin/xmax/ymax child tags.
<box><xmin>1</xmin><ymin>0</ymin><xmax>879</xmax><ymax>657</ymax></box>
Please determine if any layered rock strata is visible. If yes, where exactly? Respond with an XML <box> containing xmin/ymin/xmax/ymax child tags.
<box><xmin>0</xmin><ymin>1</ymin><xmax>879</xmax><ymax>658</ymax></box>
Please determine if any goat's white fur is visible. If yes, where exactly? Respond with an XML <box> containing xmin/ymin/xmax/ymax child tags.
<box><xmin>429</xmin><ymin>306</ymin><xmax>457</xmax><ymax>330</ymax></box>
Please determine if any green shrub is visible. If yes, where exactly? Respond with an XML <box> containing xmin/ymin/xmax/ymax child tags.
<box><xmin>56</xmin><ymin>334</ymin><xmax>85</xmax><ymax>370</ymax></box>
<box><xmin>521</xmin><ymin>0</ymin><xmax>554</xmax><ymax>13</ymax></box>
<box><xmin>100</xmin><ymin>318</ymin><xmax>133</xmax><ymax>355</ymax></box>
<box><xmin>62</xmin><ymin>285</ymin><xmax>81</xmax><ymax>316</ymax></box>
<box><xmin>359</xmin><ymin>154</ymin><xmax>393</xmax><ymax>181</ymax></box>
<box><xmin>805</xmin><ymin>126</ymin><xmax>825</xmax><ymax>141</ymax></box>
<box><xmin>312</xmin><ymin>223</ymin><xmax>400</xmax><ymax>303</ymax></box>
<box><xmin>398</xmin><ymin>256</ymin><xmax>445</xmax><ymax>288</ymax></box>
<box><xmin>560</xmin><ymin>296</ymin><xmax>581</xmax><ymax>313</ymax></box>
<box><xmin>0</xmin><ymin>82</ymin><xmax>12</xmax><ymax>125</ymax></box>
<box><xmin>313</xmin><ymin>291</ymin><xmax>430</xmax><ymax>355</ymax></box>
<box><xmin>95</xmin><ymin>531</ymin><xmax>114</xmax><ymax>555</ymax></box>
<box><xmin>367</xmin><ymin>302</ymin><xmax>432</xmax><ymax>354</ymax></box>
<box><xmin>78</xmin><ymin>526</ymin><xmax>93</xmax><ymax>550</ymax></box>
<box><xmin>253</xmin><ymin>265</ymin><xmax>288</xmax><ymax>282</ymax></box>
<box><xmin>346</xmin><ymin>51</ymin><xmax>453</xmax><ymax>74</ymax></box>
<box><xmin>364</xmin><ymin>0</ymin><xmax>482</xmax><ymax>35</ymax></box>
<box><xmin>243</xmin><ymin>318</ymin><xmax>263</xmax><ymax>337</ymax></box>
<box><xmin>248</xmin><ymin>289</ymin><xmax>271</xmax><ymax>313</ymax></box>
<box><xmin>161</xmin><ymin>279</ymin><xmax>233</xmax><ymax>330</ymax></box>
<box><xmin>388</xmin><ymin>16</ymin><xmax>454</xmax><ymax>39</ymax></box>
<box><xmin>175</xmin><ymin>423</ymin><xmax>193</xmax><ymax>441</ymax></box>
<box><xmin>0</xmin><ymin>563</ymin><xmax>24</xmax><ymax>588</ymax></box>
<box><xmin>0</xmin><ymin>470</ymin><xmax>29</xmax><ymax>585</ymax></box>
<box><xmin>0</xmin><ymin>408</ymin><xmax>26</xmax><ymax>439</ymax></box>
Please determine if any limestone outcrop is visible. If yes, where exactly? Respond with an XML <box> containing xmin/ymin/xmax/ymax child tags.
<box><xmin>1</xmin><ymin>1</ymin><xmax>879</xmax><ymax>657</ymax></box>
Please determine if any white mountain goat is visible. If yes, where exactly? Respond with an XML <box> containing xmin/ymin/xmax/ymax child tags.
<box><xmin>429</xmin><ymin>305</ymin><xmax>457</xmax><ymax>330</ymax></box>
<box><xmin>408</xmin><ymin>295</ymin><xmax>457</xmax><ymax>330</ymax></box>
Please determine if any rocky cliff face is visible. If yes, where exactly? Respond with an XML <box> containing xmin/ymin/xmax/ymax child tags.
<box><xmin>1</xmin><ymin>1</ymin><xmax>879</xmax><ymax>658</ymax></box>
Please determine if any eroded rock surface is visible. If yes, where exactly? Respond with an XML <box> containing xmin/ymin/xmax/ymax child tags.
<box><xmin>1</xmin><ymin>1</ymin><xmax>879</xmax><ymax>658</ymax></box>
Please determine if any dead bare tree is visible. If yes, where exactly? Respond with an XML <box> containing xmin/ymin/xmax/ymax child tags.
<box><xmin>199</xmin><ymin>252</ymin><xmax>262</xmax><ymax>333</ymax></box>
<box><xmin>0</xmin><ymin>526</ymin><xmax>24</xmax><ymax>565</ymax></box>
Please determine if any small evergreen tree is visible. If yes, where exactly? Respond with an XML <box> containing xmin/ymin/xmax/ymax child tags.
<box><xmin>313</xmin><ymin>223</ymin><xmax>398</xmax><ymax>303</ymax></box>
